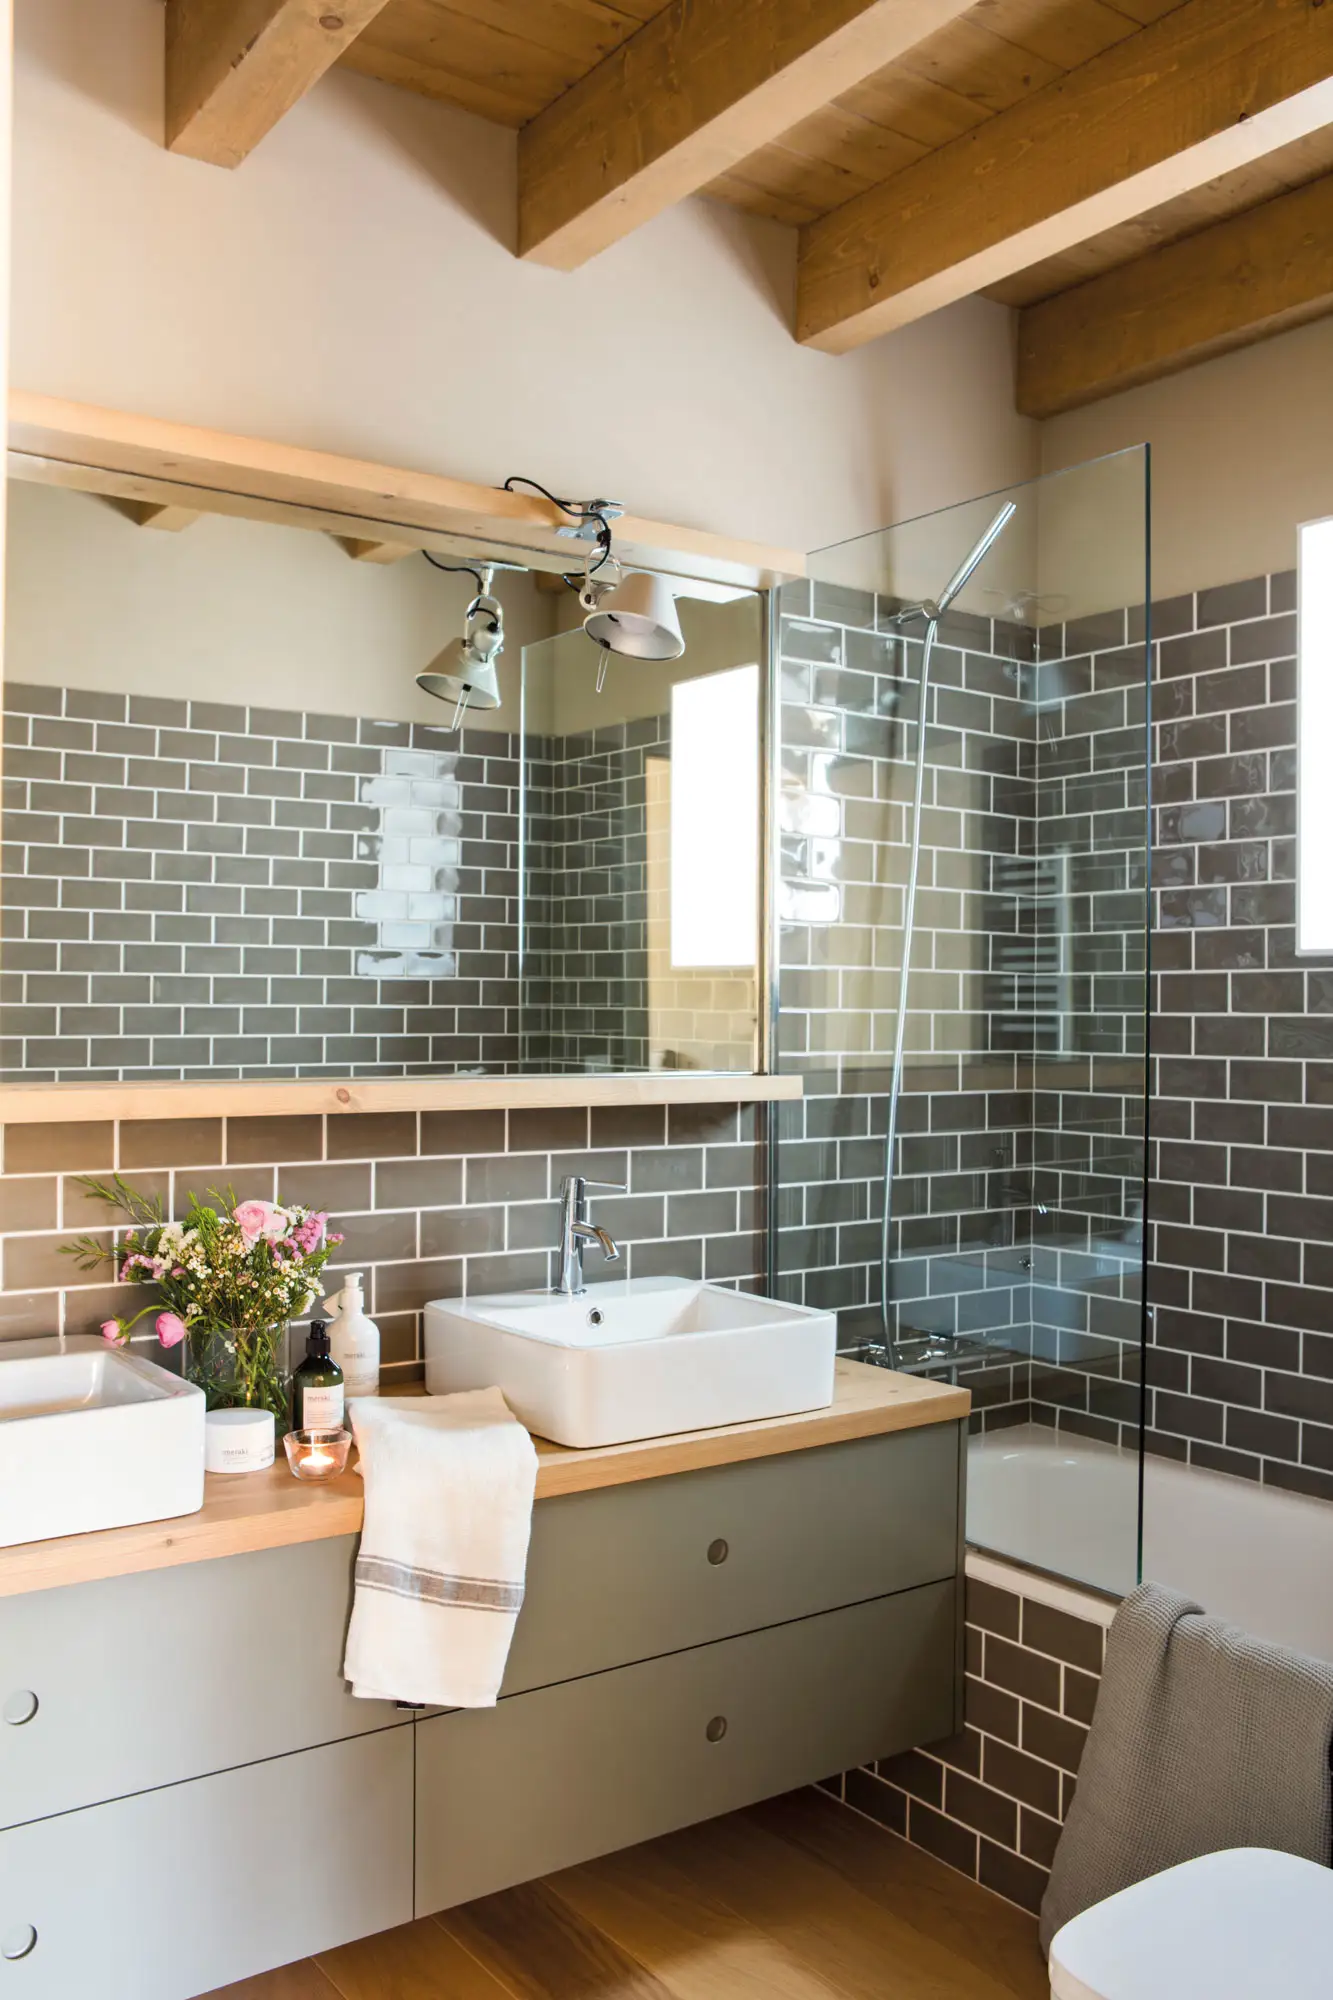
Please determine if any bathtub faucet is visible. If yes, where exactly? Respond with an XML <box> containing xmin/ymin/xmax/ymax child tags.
<box><xmin>998</xmin><ymin>1180</ymin><xmax>1048</xmax><ymax>1216</ymax></box>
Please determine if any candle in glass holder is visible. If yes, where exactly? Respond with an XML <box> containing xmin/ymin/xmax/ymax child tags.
<box><xmin>283</xmin><ymin>1427</ymin><xmax>352</xmax><ymax>1481</ymax></box>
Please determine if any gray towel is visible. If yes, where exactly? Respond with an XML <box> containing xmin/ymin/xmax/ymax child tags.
<box><xmin>1040</xmin><ymin>1582</ymin><xmax>1333</xmax><ymax>1954</ymax></box>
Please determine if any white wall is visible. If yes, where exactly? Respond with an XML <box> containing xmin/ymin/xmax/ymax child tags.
<box><xmin>12</xmin><ymin>0</ymin><xmax>1035</xmax><ymax>562</ymax></box>
<box><xmin>1042</xmin><ymin>317</ymin><xmax>1333</xmax><ymax>600</ymax></box>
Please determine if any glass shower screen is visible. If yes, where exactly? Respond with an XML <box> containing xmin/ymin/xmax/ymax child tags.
<box><xmin>769</xmin><ymin>447</ymin><xmax>1151</xmax><ymax>1595</ymax></box>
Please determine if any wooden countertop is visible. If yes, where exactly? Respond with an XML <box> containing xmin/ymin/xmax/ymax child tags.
<box><xmin>0</xmin><ymin>1361</ymin><xmax>967</xmax><ymax>1600</ymax></box>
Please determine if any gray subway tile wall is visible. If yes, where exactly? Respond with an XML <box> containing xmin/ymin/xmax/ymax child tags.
<box><xmin>523</xmin><ymin>716</ymin><xmax>666</xmax><ymax>1073</ymax></box>
<box><xmin>0</xmin><ymin>690</ymin><xmax>522</xmax><ymax>1079</ymax></box>
<box><xmin>775</xmin><ymin>579</ymin><xmax>1149</xmax><ymax>1443</ymax></box>
<box><xmin>825</xmin><ymin>1572</ymin><xmax>1107</xmax><ymax>1913</ymax></box>
<box><xmin>776</xmin><ymin>577</ymin><xmax>1041</xmax><ymax>1363</ymax></box>
<box><xmin>775</xmin><ymin>562</ymin><xmax>1333</xmax><ymax>1491</ymax></box>
<box><xmin>0</xmin><ymin>1103</ymin><xmax>766</xmax><ymax>1364</ymax></box>
<box><xmin>1147</xmin><ymin>568</ymin><xmax>1333</xmax><ymax>1499</ymax></box>
<box><xmin>5</xmin><ymin>565</ymin><xmax>1329</xmax><ymax>1490</ymax></box>
<box><xmin>524</xmin><ymin>711</ymin><xmax>759</xmax><ymax>1075</ymax></box>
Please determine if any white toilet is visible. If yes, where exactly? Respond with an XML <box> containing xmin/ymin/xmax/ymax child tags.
<box><xmin>1048</xmin><ymin>1847</ymin><xmax>1333</xmax><ymax>1999</ymax></box>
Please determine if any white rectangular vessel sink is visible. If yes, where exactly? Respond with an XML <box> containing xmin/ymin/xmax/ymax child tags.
<box><xmin>0</xmin><ymin>1338</ymin><xmax>206</xmax><ymax>1548</ymax></box>
<box><xmin>424</xmin><ymin>1278</ymin><xmax>836</xmax><ymax>1448</ymax></box>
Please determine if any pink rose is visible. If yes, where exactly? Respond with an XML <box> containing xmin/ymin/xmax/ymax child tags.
<box><xmin>156</xmin><ymin>1312</ymin><xmax>187</xmax><ymax>1349</ymax></box>
<box><xmin>101</xmin><ymin>1319</ymin><xmax>124</xmax><ymax>1344</ymax></box>
<box><xmin>233</xmin><ymin>1199</ymin><xmax>289</xmax><ymax>1247</ymax></box>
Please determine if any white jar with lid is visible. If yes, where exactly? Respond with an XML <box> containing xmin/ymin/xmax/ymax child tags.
<box><xmin>203</xmin><ymin>1407</ymin><xmax>275</xmax><ymax>1474</ymax></box>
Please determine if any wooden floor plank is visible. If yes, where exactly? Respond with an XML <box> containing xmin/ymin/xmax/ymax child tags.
<box><xmin>202</xmin><ymin>1963</ymin><xmax>344</xmax><ymax>2000</ymax></box>
<box><xmin>210</xmin><ymin>1795</ymin><xmax>1048</xmax><ymax>2000</ymax></box>
<box><xmin>649</xmin><ymin>1808</ymin><xmax>1037</xmax><ymax>2000</ymax></box>
<box><xmin>314</xmin><ymin>1916</ymin><xmax>518</xmax><ymax>1999</ymax></box>
<box><xmin>545</xmin><ymin>1838</ymin><xmax>848</xmax><ymax>2000</ymax></box>
<box><xmin>748</xmin><ymin>1792</ymin><xmax>1048</xmax><ymax>2000</ymax></box>
<box><xmin>439</xmin><ymin>1877</ymin><xmax>676</xmax><ymax>2000</ymax></box>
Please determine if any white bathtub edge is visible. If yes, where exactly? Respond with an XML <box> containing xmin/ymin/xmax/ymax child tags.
<box><xmin>966</xmin><ymin>1548</ymin><xmax>1120</xmax><ymax>1629</ymax></box>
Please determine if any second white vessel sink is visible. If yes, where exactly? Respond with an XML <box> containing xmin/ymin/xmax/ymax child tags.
<box><xmin>0</xmin><ymin>1338</ymin><xmax>206</xmax><ymax>1549</ymax></box>
<box><xmin>424</xmin><ymin>1277</ymin><xmax>837</xmax><ymax>1448</ymax></box>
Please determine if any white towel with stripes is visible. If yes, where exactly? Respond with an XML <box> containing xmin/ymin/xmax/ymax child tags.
<box><xmin>344</xmin><ymin>1388</ymin><xmax>539</xmax><ymax>1708</ymax></box>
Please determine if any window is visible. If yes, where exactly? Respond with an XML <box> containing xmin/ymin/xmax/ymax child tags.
<box><xmin>669</xmin><ymin>663</ymin><xmax>760</xmax><ymax>968</ymax></box>
<box><xmin>1298</xmin><ymin>516</ymin><xmax>1333</xmax><ymax>952</ymax></box>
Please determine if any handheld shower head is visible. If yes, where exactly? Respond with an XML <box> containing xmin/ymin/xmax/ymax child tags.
<box><xmin>934</xmin><ymin>501</ymin><xmax>1017</xmax><ymax>617</ymax></box>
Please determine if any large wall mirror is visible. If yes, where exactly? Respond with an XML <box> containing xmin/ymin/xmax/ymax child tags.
<box><xmin>1</xmin><ymin>476</ymin><xmax>766</xmax><ymax>1083</ymax></box>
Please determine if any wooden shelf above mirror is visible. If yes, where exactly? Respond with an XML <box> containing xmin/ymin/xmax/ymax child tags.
<box><xmin>0</xmin><ymin>1073</ymin><xmax>802</xmax><ymax>1126</ymax></box>
<box><xmin>7</xmin><ymin>392</ymin><xmax>803</xmax><ymax>593</ymax></box>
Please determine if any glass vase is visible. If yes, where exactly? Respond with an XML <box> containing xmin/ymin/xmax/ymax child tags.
<box><xmin>185</xmin><ymin>1322</ymin><xmax>292</xmax><ymax>1435</ymax></box>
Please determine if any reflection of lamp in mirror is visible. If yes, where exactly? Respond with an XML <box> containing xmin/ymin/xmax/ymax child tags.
<box><xmin>417</xmin><ymin>566</ymin><xmax>505</xmax><ymax>730</ymax></box>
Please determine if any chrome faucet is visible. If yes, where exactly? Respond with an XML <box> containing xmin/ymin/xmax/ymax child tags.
<box><xmin>555</xmin><ymin>1173</ymin><xmax>624</xmax><ymax>1297</ymax></box>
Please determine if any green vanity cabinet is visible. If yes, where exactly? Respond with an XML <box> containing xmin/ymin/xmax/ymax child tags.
<box><xmin>0</xmin><ymin>1728</ymin><xmax>414</xmax><ymax>1998</ymax></box>
<box><xmin>0</xmin><ymin>1534</ymin><xmax>404</xmax><ymax>1831</ymax></box>
<box><xmin>503</xmin><ymin>1425</ymin><xmax>961</xmax><ymax>1695</ymax></box>
<box><xmin>0</xmin><ymin>1419</ymin><xmax>965</xmax><ymax>1998</ymax></box>
<box><xmin>416</xmin><ymin>1581</ymin><xmax>956</xmax><ymax>1916</ymax></box>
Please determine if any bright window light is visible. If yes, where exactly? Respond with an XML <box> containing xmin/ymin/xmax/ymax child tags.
<box><xmin>1298</xmin><ymin>517</ymin><xmax>1333</xmax><ymax>952</ymax></box>
<box><xmin>670</xmin><ymin>664</ymin><xmax>759</xmax><ymax>968</ymax></box>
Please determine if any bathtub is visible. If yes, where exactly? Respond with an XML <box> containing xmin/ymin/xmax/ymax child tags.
<box><xmin>968</xmin><ymin>1422</ymin><xmax>1333</xmax><ymax>1664</ymax></box>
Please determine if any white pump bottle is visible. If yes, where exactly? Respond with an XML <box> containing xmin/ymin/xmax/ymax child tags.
<box><xmin>323</xmin><ymin>1271</ymin><xmax>380</xmax><ymax>1398</ymax></box>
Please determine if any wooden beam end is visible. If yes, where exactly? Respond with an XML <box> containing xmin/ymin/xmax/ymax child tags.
<box><xmin>165</xmin><ymin>0</ymin><xmax>393</xmax><ymax>171</ymax></box>
<box><xmin>1017</xmin><ymin>171</ymin><xmax>1333</xmax><ymax>418</ymax></box>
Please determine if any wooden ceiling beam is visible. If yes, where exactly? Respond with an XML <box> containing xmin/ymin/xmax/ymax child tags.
<box><xmin>518</xmin><ymin>0</ymin><xmax>978</xmax><ymax>271</ymax></box>
<box><xmin>797</xmin><ymin>0</ymin><xmax>1333</xmax><ymax>353</ymax></box>
<box><xmin>1016</xmin><ymin>170</ymin><xmax>1333</xmax><ymax>418</ymax></box>
<box><xmin>166</xmin><ymin>0</ymin><xmax>394</xmax><ymax>168</ymax></box>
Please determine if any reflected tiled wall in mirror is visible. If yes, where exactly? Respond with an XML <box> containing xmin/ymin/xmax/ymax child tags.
<box><xmin>0</xmin><ymin>481</ymin><xmax>764</xmax><ymax>1081</ymax></box>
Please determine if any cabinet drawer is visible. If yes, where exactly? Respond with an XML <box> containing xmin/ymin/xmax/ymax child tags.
<box><xmin>504</xmin><ymin>1424</ymin><xmax>961</xmax><ymax>1695</ymax></box>
<box><xmin>417</xmin><ymin>1577</ymin><xmax>957</xmax><ymax>1915</ymax></box>
<box><xmin>0</xmin><ymin>1536</ymin><xmax>404</xmax><ymax>1829</ymax></box>
<box><xmin>0</xmin><ymin>1726</ymin><xmax>412</xmax><ymax>2000</ymax></box>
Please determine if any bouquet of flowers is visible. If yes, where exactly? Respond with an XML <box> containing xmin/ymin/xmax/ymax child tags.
<box><xmin>65</xmin><ymin>1178</ymin><xmax>343</xmax><ymax>1427</ymax></box>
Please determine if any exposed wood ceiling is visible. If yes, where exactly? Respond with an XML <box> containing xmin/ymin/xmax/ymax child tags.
<box><xmin>1017</xmin><ymin>162</ymin><xmax>1333</xmax><ymax>414</ymax></box>
<box><xmin>339</xmin><ymin>0</ymin><xmax>670</xmax><ymax>129</ymax></box>
<box><xmin>703</xmin><ymin>0</ymin><xmax>1187</xmax><ymax>227</ymax></box>
<box><xmin>985</xmin><ymin>120</ymin><xmax>1333</xmax><ymax>306</ymax></box>
<box><xmin>165</xmin><ymin>0</ymin><xmax>1333</xmax><ymax>415</ymax></box>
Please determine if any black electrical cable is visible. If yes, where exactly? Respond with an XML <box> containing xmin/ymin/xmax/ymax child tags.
<box><xmin>503</xmin><ymin>474</ymin><xmax>614</xmax><ymax>580</ymax></box>
<box><xmin>501</xmin><ymin>474</ymin><xmax>586</xmax><ymax>518</ymax></box>
<box><xmin>421</xmin><ymin>552</ymin><xmax>486</xmax><ymax>592</ymax></box>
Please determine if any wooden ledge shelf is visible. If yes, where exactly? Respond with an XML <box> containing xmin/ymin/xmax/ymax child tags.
<box><xmin>0</xmin><ymin>1361</ymin><xmax>969</xmax><ymax>1599</ymax></box>
<box><xmin>0</xmin><ymin>1071</ymin><xmax>802</xmax><ymax>1126</ymax></box>
<box><xmin>8</xmin><ymin>392</ymin><xmax>803</xmax><ymax>593</ymax></box>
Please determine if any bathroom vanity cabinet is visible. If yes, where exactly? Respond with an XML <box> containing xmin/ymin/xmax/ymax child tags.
<box><xmin>0</xmin><ymin>1396</ymin><xmax>965</xmax><ymax>1998</ymax></box>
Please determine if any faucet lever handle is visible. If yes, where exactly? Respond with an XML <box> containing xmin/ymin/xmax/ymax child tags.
<box><xmin>560</xmin><ymin>1173</ymin><xmax>626</xmax><ymax>1196</ymax></box>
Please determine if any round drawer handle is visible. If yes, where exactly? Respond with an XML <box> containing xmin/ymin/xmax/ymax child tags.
<box><xmin>1</xmin><ymin>1924</ymin><xmax>36</xmax><ymax>1961</ymax></box>
<box><xmin>2</xmin><ymin>1691</ymin><xmax>37</xmax><ymax>1727</ymax></box>
<box><xmin>706</xmin><ymin>1539</ymin><xmax>729</xmax><ymax>1566</ymax></box>
<box><xmin>705</xmin><ymin>1715</ymin><xmax>728</xmax><ymax>1743</ymax></box>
